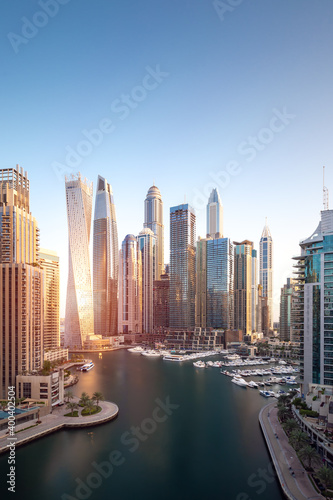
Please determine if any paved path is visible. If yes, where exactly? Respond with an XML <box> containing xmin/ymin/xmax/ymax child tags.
<box><xmin>259</xmin><ymin>401</ymin><xmax>324</xmax><ymax>500</ymax></box>
<box><xmin>0</xmin><ymin>398</ymin><xmax>119</xmax><ymax>454</ymax></box>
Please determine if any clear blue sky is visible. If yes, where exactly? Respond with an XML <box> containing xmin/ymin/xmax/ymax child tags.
<box><xmin>1</xmin><ymin>0</ymin><xmax>333</xmax><ymax>320</ymax></box>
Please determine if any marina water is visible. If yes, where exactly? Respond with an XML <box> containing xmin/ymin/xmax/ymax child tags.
<box><xmin>0</xmin><ymin>350</ymin><xmax>284</xmax><ymax>499</ymax></box>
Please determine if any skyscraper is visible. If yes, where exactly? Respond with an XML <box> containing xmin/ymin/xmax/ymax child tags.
<box><xmin>65</xmin><ymin>174</ymin><xmax>94</xmax><ymax>349</ymax></box>
<box><xmin>93</xmin><ymin>175</ymin><xmax>119</xmax><ymax>336</ymax></box>
<box><xmin>138</xmin><ymin>228</ymin><xmax>156</xmax><ymax>333</ymax></box>
<box><xmin>234</xmin><ymin>240</ymin><xmax>253</xmax><ymax>334</ymax></box>
<box><xmin>0</xmin><ymin>166</ymin><xmax>43</xmax><ymax>397</ymax></box>
<box><xmin>196</xmin><ymin>237</ymin><xmax>234</xmax><ymax>329</ymax></box>
<box><xmin>39</xmin><ymin>248</ymin><xmax>60</xmax><ymax>350</ymax></box>
<box><xmin>259</xmin><ymin>221</ymin><xmax>273</xmax><ymax>329</ymax></box>
<box><xmin>169</xmin><ymin>204</ymin><xmax>196</xmax><ymax>329</ymax></box>
<box><xmin>153</xmin><ymin>272</ymin><xmax>169</xmax><ymax>332</ymax></box>
<box><xmin>144</xmin><ymin>185</ymin><xmax>164</xmax><ymax>279</ymax></box>
<box><xmin>118</xmin><ymin>235</ymin><xmax>142</xmax><ymax>334</ymax></box>
<box><xmin>279</xmin><ymin>278</ymin><xmax>295</xmax><ymax>342</ymax></box>
<box><xmin>206</xmin><ymin>188</ymin><xmax>223</xmax><ymax>238</ymax></box>
<box><xmin>293</xmin><ymin>209</ymin><xmax>333</xmax><ymax>391</ymax></box>
<box><xmin>251</xmin><ymin>249</ymin><xmax>258</xmax><ymax>332</ymax></box>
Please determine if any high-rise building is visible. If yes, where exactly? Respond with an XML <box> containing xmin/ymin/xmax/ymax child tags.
<box><xmin>153</xmin><ymin>272</ymin><xmax>169</xmax><ymax>332</ymax></box>
<box><xmin>293</xmin><ymin>209</ymin><xmax>333</xmax><ymax>391</ymax></box>
<box><xmin>279</xmin><ymin>278</ymin><xmax>295</xmax><ymax>342</ymax></box>
<box><xmin>118</xmin><ymin>235</ymin><xmax>142</xmax><ymax>334</ymax></box>
<box><xmin>169</xmin><ymin>204</ymin><xmax>196</xmax><ymax>329</ymax></box>
<box><xmin>251</xmin><ymin>249</ymin><xmax>258</xmax><ymax>332</ymax></box>
<box><xmin>138</xmin><ymin>228</ymin><xmax>156</xmax><ymax>333</ymax></box>
<box><xmin>234</xmin><ymin>240</ymin><xmax>253</xmax><ymax>334</ymax></box>
<box><xmin>39</xmin><ymin>248</ymin><xmax>60</xmax><ymax>350</ymax></box>
<box><xmin>196</xmin><ymin>237</ymin><xmax>234</xmax><ymax>329</ymax></box>
<box><xmin>144</xmin><ymin>185</ymin><xmax>164</xmax><ymax>279</ymax></box>
<box><xmin>206</xmin><ymin>188</ymin><xmax>223</xmax><ymax>238</ymax></box>
<box><xmin>65</xmin><ymin>174</ymin><xmax>94</xmax><ymax>349</ymax></box>
<box><xmin>0</xmin><ymin>166</ymin><xmax>43</xmax><ymax>397</ymax></box>
<box><xmin>93</xmin><ymin>175</ymin><xmax>119</xmax><ymax>336</ymax></box>
<box><xmin>259</xmin><ymin>221</ymin><xmax>273</xmax><ymax>329</ymax></box>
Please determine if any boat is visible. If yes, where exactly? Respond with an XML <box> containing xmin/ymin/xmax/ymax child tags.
<box><xmin>193</xmin><ymin>361</ymin><xmax>206</xmax><ymax>368</ymax></box>
<box><xmin>163</xmin><ymin>355</ymin><xmax>185</xmax><ymax>362</ymax></box>
<box><xmin>231</xmin><ymin>376</ymin><xmax>248</xmax><ymax>388</ymax></box>
<box><xmin>248</xmin><ymin>381</ymin><xmax>258</xmax><ymax>389</ymax></box>
<box><xmin>141</xmin><ymin>350</ymin><xmax>161</xmax><ymax>357</ymax></box>
<box><xmin>127</xmin><ymin>346</ymin><xmax>144</xmax><ymax>353</ymax></box>
<box><xmin>81</xmin><ymin>362</ymin><xmax>94</xmax><ymax>372</ymax></box>
<box><xmin>259</xmin><ymin>390</ymin><xmax>271</xmax><ymax>398</ymax></box>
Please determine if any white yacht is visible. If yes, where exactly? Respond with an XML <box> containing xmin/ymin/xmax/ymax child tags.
<box><xmin>231</xmin><ymin>376</ymin><xmax>248</xmax><ymax>388</ymax></box>
<box><xmin>163</xmin><ymin>354</ymin><xmax>185</xmax><ymax>362</ymax></box>
<box><xmin>193</xmin><ymin>361</ymin><xmax>206</xmax><ymax>368</ymax></box>
<box><xmin>141</xmin><ymin>350</ymin><xmax>161</xmax><ymax>357</ymax></box>
<box><xmin>81</xmin><ymin>362</ymin><xmax>94</xmax><ymax>372</ymax></box>
<box><xmin>248</xmin><ymin>381</ymin><xmax>258</xmax><ymax>389</ymax></box>
<box><xmin>127</xmin><ymin>346</ymin><xmax>144</xmax><ymax>353</ymax></box>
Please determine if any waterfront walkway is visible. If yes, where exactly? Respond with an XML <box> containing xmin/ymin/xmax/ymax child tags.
<box><xmin>0</xmin><ymin>398</ymin><xmax>119</xmax><ymax>454</ymax></box>
<box><xmin>259</xmin><ymin>402</ymin><xmax>324</xmax><ymax>500</ymax></box>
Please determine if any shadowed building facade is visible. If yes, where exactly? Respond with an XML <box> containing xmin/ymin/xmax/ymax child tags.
<box><xmin>93</xmin><ymin>175</ymin><xmax>119</xmax><ymax>336</ymax></box>
<box><xmin>260</xmin><ymin>221</ymin><xmax>273</xmax><ymax>330</ymax></box>
<box><xmin>65</xmin><ymin>174</ymin><xmax>94</xmax><ymax>349</ymax></box>
<box><xmin>39</xmin><ymin>248</ymin><xmax>60</xmax><ymax>350</ymax></box>
<box><xmin>138</xmin><ymin>228</ymin><xmax>156</xmax><ymax>334</ymax></box>
<box><xmin>169</xmin><ymin>204</ymin><xmax>196</xmax><ymax>329</ymax></box>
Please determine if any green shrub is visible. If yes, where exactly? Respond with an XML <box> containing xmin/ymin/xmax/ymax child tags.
<box><xmin>64</xmin><ymin>411</ymin><xmax>79</xmax><ymax>417</ymax></box>
<box><xmin>300</xmin><ymin>409</ymin><xmax>319</xmax><ymax>418</ymax></box>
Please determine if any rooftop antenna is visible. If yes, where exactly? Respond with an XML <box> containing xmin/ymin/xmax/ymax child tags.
<box><xmin>323</xmin><ymin>166</ymin><xmax>329</xmax><ymax>210</ymax></box>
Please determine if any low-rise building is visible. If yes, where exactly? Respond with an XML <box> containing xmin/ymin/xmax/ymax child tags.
<box><xmin>16</xmin><ymin>369</ymin><xmax>64</xmax><ymax>407</ymax></box>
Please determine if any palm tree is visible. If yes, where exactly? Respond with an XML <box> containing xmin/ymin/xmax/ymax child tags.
<box><xmin>92</xmin><ymin>392</ymin><xmax>104</xmax><ymax>407</ymax></box>
<box><xmin>66</xmin><ymin>402</ymin><xmax>78</xmax><ymax>416</ymax></box>
<box><xmin>79</xmin><ymin>392</ymin><xmax>90</xmax><ymax>407</ymax></box>
<box><xmin>84</xmin><ymin>399</ymin><xmax>95</xmax><ymax>415</ymax></box>
<box><xmin>278</xmin><ymin>394</ymin><xmax>292</xmax><ymax>408</ymax></box>
<box><xmin>316</xmin><ymin>466</ymin><xmax>333</xmax><ymax>491</ymax></box>
<box><xmin>278</xmin><ymin>407</ymin><xmax>292</xmax><ymax>423</ymax></box>
<box><xmin>289</xmin><ymin>429</ymin><xmax>309</xmax><ymax>451</ymax></box>
<box><xmin>283</xmin><ymin>419</ymin><xmax>298</xmax><ymax>435</ymax></box>
<box><xmin>298</xmin><ymin>445</ymin><xmax>320</xmax><ymax>470</ymax></box>
<box><xmin>64</xmin><ymin>390</ymin><xmax>74</xmax><ymax>403</ymax></box>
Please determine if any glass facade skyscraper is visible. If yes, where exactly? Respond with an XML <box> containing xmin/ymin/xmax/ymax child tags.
<box><xmin>93</xmin><ymin>175</ymin><xmax>119</xmax><ymax>336</ymax></box>
<box><xmin>260</xmin><ymin>221</ymin><xmax>273</xmax><ymax>329</ymax></box>
<box><xmin>118</xmin><ymin>234</ymin><xmax>142</xmax><ymax>334</ymax></box>
<box><xmin>169</xmin><ymin>204</ymin><xmax>196</xmax><ymax>329</ymax></box>
<box><xmin>293</xmin><ymin>209</ymin><xmax>333</xmax><ymax>391</ymax></box>
<box><xmin>279</xmin><ymin>277</ymin><xmax>295</xmax><ymax>342</ymax></box>
<box><xmin>65</xmin><ymin>174</ymin><xmax>94</xmax><ymax>349</ymax></box>
<box><xmin>144</xmin><ymin>185</ymin><xmax>164</xmax><ymax>279</ymax></box>
<box><xmin>196</xmin><ymin>237</ymin><xmax>234</xmax><ymax>329</ymax></box>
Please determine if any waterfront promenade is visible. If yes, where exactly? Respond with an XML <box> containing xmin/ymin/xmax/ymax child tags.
<box><xmin>259</xmin><ymin>401</ymin><xmax>324</xmax><ymax>500</ymax></box>
<box><xmin>0</xmin><ymin>398</ymin><xmax>119</xmax><ymax>455</ymax></box>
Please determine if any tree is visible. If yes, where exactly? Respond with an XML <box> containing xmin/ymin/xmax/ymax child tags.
<box><xmin>316</xmin><ymin>466</ymin><xmax>333</xmax><ymax>491</ymax></box>
<box><xmin>64</xmin><ymin>390</ymin><xmax>74</xmax><ymax>403</ymax></box>
<box><xmin>278</xmin><ymin>407</ymin><xmax>292</xmax><ymax>423</ymax></box>
<box><xmin>84</xmin><ymin>399</ymin><xmax>95</xmax><ymax>415</ymax></box>
<box><xmin>92</xmin><ymin>392</ymin><xmax>104</xmax><ymax>407</ymax></box>
<box><xmin>79</xmin><ymin>392</ymin><xmax>90</xmax><ymax>407</ymax></box>
<box><xmin>289</xmin><ymin>429</ymin><xmax>309</xmax><ymax>451</ymax></box>
<box><xmin>278</xmin><ymin>394</ymin><xmax>292</xmax><ymax>408</ymax></box>
<box><xmin>298</xmin><ymin>445</ymin><xmax>320</xmax><ymax>470</ymax></box>
<box><xmin>66</xmin><ymin>402</ymin><xmax>78</xmax><ymax>416</ymax></box>
<box><xmin>283</xmin><ymin>419</ymin><xmax>298</xmax><ymax>435</ymax></box>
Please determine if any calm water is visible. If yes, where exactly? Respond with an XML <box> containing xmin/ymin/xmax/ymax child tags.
<box><xmin>0</xmin><ymin>351</ymin><xmax>284</xmax><ymax>500</ymax></box>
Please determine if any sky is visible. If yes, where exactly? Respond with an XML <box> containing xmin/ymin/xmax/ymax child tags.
<box><xmin>1</xmin><ymin>0</ymin><xmax>333</xmax><ymax>320</ymax></box>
